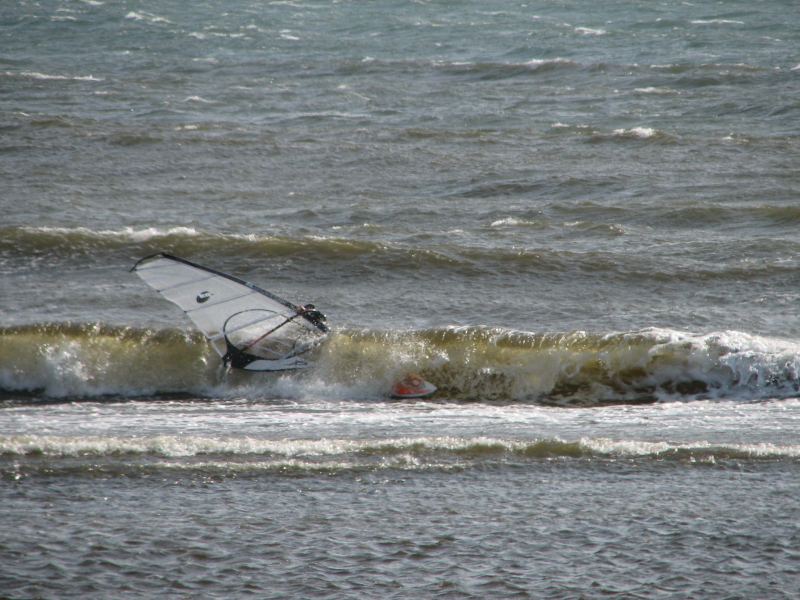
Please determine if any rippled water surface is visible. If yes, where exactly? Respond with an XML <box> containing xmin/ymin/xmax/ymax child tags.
<box><xmin>2</xmin><ymin>0</ymin><xmax>800</xmax><ymax>597</ymax></box>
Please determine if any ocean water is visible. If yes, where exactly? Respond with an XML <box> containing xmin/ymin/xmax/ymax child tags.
<box><xmin>2</xmin><ymin>0</ymin><xmax>800</xmax><ymax>597</ymax></box>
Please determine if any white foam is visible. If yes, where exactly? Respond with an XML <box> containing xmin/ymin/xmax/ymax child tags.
<box><xmin>490</xmin><ymin>217</ymin><xmax>540</xmax><ymax>228</ymax></box>
<box><xmin>24</xmin><ymin>225</ymin><xmax>201</xmax><ymax>241</ymax></box>
<box><xmin>3</xmin><ymin>341</ymin><xmax>94</xmax><ymax>398</ymax></box>
<box><xmin>634</xmin><ymin>87</ymin><xmax>677</xmax><ymax>95</ymax></box>
<box><xmin>690</xmin><ymin>19</ymin><xmax>744</xmax><ymax>25</ymax></box>
<box><xmin>551</xmin><ymin>122</ymin><xmax>590</xmax><ymax>130</ymax></box>
<box><xmin>644</xmin><ymin>329</ymin><xmax>800</xmax><ymax>401</ymax></box>
<box><xmin>18</xmin><ymin>71</ymin><xmax>65</xmax><ymax>80</ymax></box>
<box><xmin>0</xmin><ymin>434</ymin><xmax>500</xmax><ymax>458</ymax></box>
<box><xmin>722</xmin><ymin>133</ymin><xmax>748</xmax><ymax>144</ymax></box>
<box><xmin>613</xmin><ymin>126</ymin><xmax>658</xmax><ymax>138</ymax></box>
<box><xmin>525</xmin><ymin>57</ymin><xmax>576</xmax><ymax>68</ymax></box>
<box><xmin>582</xmin><ymin>437</ymin><xmax>800</xmax><ymax>458</ymax></box>
<box><xmin>574</xmin><ymin>27</ymin><xmax>606</xmax><ymax>35</ymax></box>
<box><xmin>8</xmin><ymin>71</ymin><xmax>103</xmax><ymax>82</ymax></box>
<box><xmin>5</xmin><ymin>433</ymin><xmax>800</xmax><ymax>461</ymax></box>
<box><xmin>127</xmin><ymin>226</ymin><xmax>201</xmax><ymax>241</ymax></box>
<box><xmin>125</xmin><ymin>11</ymin><xmax>172</xmax><ymax>24</ymax></box>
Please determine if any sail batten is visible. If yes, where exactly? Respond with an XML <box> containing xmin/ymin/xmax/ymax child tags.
<box><xmin>131</xmin><ymin>253</ymin><xmax>328</xmax><ymax>371</ymax></box>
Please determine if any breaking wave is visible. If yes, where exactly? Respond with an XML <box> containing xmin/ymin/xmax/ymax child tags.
<box><xmin>4</xmin><ymin>433</ymin><xmax>796</xmax><ymax>461</ymax></box>
<box><xmin>3</xmin><ymin>433</ymin><xmax>797</xmax><ymax>481</ymax></box>
<box><xmin>2</xmin><ymin>323</ymin><xmax>799</xmax><ymax>405</ymax></box>
<box><xmin>2</xmin><ymin>70</ymin><xmax>104</xmax><ymax>82</ymax></box>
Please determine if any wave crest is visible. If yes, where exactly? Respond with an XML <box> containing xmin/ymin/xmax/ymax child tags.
<box><xmin>2</xmin><ymin>324</ymin><xmax>799</xmax><ymax>404</ymax></box>
<box><xmin>3</xmin><ymin>434</ymin><xmax>797</xmax><ymax>482</ymax></box>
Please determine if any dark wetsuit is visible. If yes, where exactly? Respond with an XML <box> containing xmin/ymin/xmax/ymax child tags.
<box><xmin>299</xmin><ymin>304</ymin><xmax>328</xmax><ymax>332</ymax></box>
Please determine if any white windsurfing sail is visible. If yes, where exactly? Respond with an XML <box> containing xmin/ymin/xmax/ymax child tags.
<box><xmin>131</xmin><ymin>253</ymin><xmax>328</xmax><ymax>371</ymax></box>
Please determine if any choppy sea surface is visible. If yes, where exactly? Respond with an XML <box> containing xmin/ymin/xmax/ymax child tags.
<box><xmin>2</xmin><ymin>0</ymin><xmax>800</xmax><ymax>597</ymax></box>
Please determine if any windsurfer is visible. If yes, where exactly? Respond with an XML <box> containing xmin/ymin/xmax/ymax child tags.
<box><xmin>298</xmin><ymin>303</ymin><xmax>328</xmax><ymax>331</ymax></box>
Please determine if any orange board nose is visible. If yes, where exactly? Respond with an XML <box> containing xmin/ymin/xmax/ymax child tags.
<box><xmin>390</xmin><ymin>373</ymin><xmax>437</xmax><ymax>399</ymax></box>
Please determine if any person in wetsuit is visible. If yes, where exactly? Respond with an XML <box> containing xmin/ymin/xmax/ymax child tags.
<box><xmin>298</xmin><ymin>303</ymin><xmax>328</xmax><ymax>332</ymax></box>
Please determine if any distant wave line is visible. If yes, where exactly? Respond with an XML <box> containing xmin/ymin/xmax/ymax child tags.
<box><xmin>3</xmin><ymin>433</ymin><xmax>798</xmax><ymax>463</ymax></box>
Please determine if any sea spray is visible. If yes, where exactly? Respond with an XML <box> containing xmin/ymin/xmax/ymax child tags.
<box><xmin>0</xmin><ymin>323</ymin><xmax>219</xmax><ymax>398</ymax></box>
